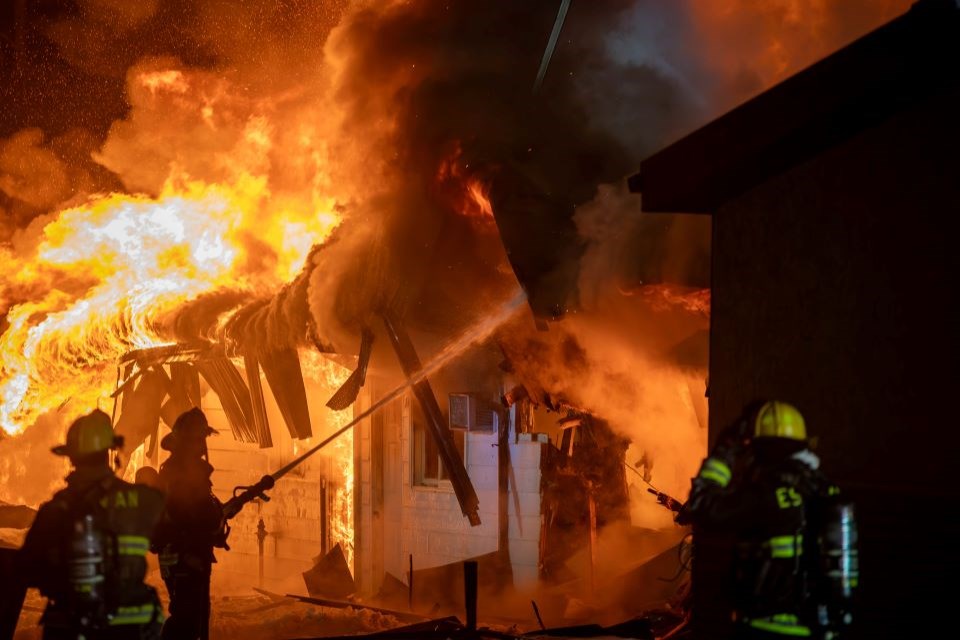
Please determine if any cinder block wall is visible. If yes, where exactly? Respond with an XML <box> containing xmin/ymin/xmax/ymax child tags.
<box><xmin>354</xmin><ymin>391</ymin><xmax>502</xmax><ymax>593</ymax></box>
<box><xmin>395</xmin><ymin>394</ymin><xmax>500</xmax><ymax>576</ymax></box>
<box><xmin>506</xmin><ymin>429</ymin><xmax>545</xmax><ymax>589</ymax></box>
<box><xmin>355</xmin><ymin>391</ymin><xmax>542</xmax><ymax>596</ymax></box>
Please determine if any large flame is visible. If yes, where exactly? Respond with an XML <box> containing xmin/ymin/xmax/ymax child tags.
<box><xmin>0</xmin><ymin>114</ymin><xmax>343</xmax><ymax>438</ymax></box>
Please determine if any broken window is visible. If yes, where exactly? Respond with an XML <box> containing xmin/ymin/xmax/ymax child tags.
<box><xmin>411</xmin><ymin>396</ymin><xmax>466</xmax><ymax>487</ymax></box>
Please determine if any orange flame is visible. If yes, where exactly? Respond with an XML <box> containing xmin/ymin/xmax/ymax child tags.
<box><xmin>299</xmin><ymin>351</ymin><xmax>355</xmax><ymax>570</ymax></box>
<box><xmin>465</xmin><ymin>178</ymin><xmax>495</xmax><ymax>221</ymax></box>
<box><xmin>436</xmin><ymin>143</ymin><xmax>496</xmax><ymax>223</ymax></box>
<box><xmin>1</xmin><ymin>135</ymin><xmax>341</xmax><ymax>436</ymax></box>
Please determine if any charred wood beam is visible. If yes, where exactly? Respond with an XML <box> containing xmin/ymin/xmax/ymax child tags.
<box><xmin>161</xmin><ymin>362</ymin><xmax>201</xmax><ymax>426</ymax></box>
<box><xmin>283</xmin><ymin>593</ymin><xmax>429</xmax><ymax>624</ymax></box>
<box><xmin>320</xmin><ymin>479</ymin><xmax>329</xmax><ymax>555</ymax></box>
<box><xmin>381</xmin><ymin>312</ymin><xmax>482</xmax><ymax>527</ymax></box>
<box><xmin>498</xmin><ymin>406</ymin><xmax>511</xmax><ymax>567</ymax></box>
<box><xmin>326</xmin><ymin>327</ymin><xmax>374</xmax><ymax>410</ymax></box>
<box><xmin>464</xmin><ymin>560</ymin><xmax>478</xmax><ymax>631</ymax></box>
<box><xmin>111</xmin><ymin>365</ymin><xmax>143</xmax><ymax>399</ymax></box>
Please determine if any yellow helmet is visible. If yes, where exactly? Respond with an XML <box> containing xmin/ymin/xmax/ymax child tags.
<box><xmin>754</xmin><ymin>401</ymin><xmax>807</xmax><ymax>441</ymax></box>
<box><xmin>52</xmin><ymin>409</ymin><xmax>122</xmax><ymax>458</ymax></box>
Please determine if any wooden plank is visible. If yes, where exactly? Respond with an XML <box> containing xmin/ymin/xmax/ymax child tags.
<box><xmin>260</xmin><ymin>348</ymin><xmax>312</xmax><ymax>439</ymax></box>
<box><xmin>197</xmin><ymin>358</ymin><xmax>257</xmax><ymax>443</ymax></box>
<box><xmin>243</xmin><ymin>353</ymin><xmax>273</xmax><ymax>448</ymax></box>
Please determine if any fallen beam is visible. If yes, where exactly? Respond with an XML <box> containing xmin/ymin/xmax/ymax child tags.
<box><xmin>522</xmin><ymin>617</ymin><xmax>654</xmax><ymax>639</ymax></box>
<box><xmin>283</xmin><ymin>593</ymin><xmax>429</xmax><ymax>624</ymax></box>
<box><xmin>382</xmin><ymin>311</ymin><xmax>481</xmax><ymax>526</ymax></box>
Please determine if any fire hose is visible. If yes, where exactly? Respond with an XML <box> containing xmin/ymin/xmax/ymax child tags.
<box><xmin>624</xmin><ymin>461</ymin><xmax>684</xmax><ymax>513</ymax></box>
<box><xmin>220</xmin><ymin>398</ymin><xmax>381</xmax><ymax>520</ymax></box>
<box><xmin>220</xmin><ymin>291</ymin><xmax>527</xmax><ymax>522</ymax></box>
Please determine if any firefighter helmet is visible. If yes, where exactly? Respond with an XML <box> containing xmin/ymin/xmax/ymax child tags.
<box><xmin>52</xmin><ymin>409</ymin><xmax>122</xmax><ymax>458</ymax></box>
<box><xmin>754</xmin><ymin>401</ymin><xmax>807</xmax><ymax>441</ymax></box>
<box><xmin>160</xmin><ymin>407</ymin><xmax>218</xmax><ymax>451</ymax></box>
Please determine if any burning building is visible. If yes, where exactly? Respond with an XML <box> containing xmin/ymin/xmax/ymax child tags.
<box><xmin>105</xmin><ymin>341</ymin><xmax>356</xmax><ymax>593</ymax></box>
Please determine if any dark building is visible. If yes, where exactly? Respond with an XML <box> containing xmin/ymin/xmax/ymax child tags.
<box><xmin>631</xmin><ymin>1</ymin><xmax>960</xmax><ymax>638</ymax></box>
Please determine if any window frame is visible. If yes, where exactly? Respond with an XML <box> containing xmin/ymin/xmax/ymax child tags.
<box><xmin>410</xmin><ymin>396</ymin><xmax>468</xmax><ymax>489</ymax></box>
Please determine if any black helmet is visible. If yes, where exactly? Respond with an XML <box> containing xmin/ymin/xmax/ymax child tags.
<box><xmin>160</xmin><ymin>408</ymin><xmax>218</xmax><ymax>451</ymax></box>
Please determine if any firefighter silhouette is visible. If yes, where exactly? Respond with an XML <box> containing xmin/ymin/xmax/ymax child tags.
<box><xmin>19</xmin><ymin>409</ymin><xmax>166</xmax><ymax>639</ymax></box>
<box><xmin>154</xmin><ymin>408</ymin><xmax>227</xmax><ymax>640</ymax></box>
<box><xmin>678</xmin><ymin>401</ymin><xmax>859</xmax><ymax>639</ymax></box>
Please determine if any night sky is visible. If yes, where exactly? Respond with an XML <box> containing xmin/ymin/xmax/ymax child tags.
<box><xmin>0</xmin><ymin>0</ymin><xmax>349</xmax><ymax>138</ymax></box>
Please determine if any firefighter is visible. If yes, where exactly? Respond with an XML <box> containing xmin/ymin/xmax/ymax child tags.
<box><xmin>677</xmin><ymin>401</ymin><xmax>859</xmax><ymax>640</ymax></box>
<box><xmin>154</xmin><ymin>408</ymin><xmax>227</xmax><ymax>640</ymax></box>
<box><xmin>19</xmin><ymin>409</ymin><xmax>166</xmax><ymax>639</ymax></box>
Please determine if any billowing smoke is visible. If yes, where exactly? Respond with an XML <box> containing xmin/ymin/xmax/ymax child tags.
<box><xmin>318</xmin><ymin>1</ymin><xmax>712</xmax><ymax>517</ymax></box>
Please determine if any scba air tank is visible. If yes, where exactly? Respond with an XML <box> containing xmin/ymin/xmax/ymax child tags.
<box><xmin>68</xmin><ymin>514</ymin><xmax>106</xmax><ymax>626</ymax></box>
<box><xmin>819</xmin><ymin>502</ymin><xmax>859</xmax><ymax>630</ymax></box>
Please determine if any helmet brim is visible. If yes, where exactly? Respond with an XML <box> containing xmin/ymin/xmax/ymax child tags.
<box><xmin>51</xmin><ymin>436</ymin><xmax>123</xmax><ymax>457</ymax></box>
